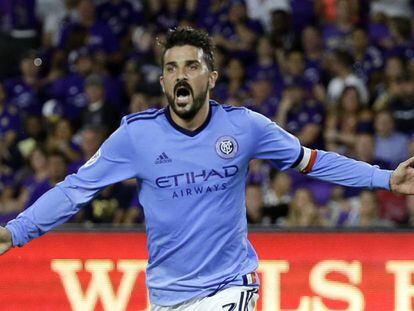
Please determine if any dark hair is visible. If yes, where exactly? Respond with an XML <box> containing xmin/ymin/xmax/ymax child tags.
<box><xmin>160</xmin><ymin>26</ymin><xmax>215</xmax><ymax>71</ymax></box>
<box><xmin>48</xmin><ymin>149</ymin><xmax>69</xmax><ymax>164</ymax></box>
<box><xmin>332</xmin><ymin>49</ymin><xmax>354</xmax><ymax>68</ymax></box>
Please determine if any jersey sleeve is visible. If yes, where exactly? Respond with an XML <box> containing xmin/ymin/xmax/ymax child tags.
<box><xmin>249</xmin><ymin>109</ymin><xmax>302</xmax><ymax>170</ymax></box>
<box><xmin>306</xmin><ymin>149</ymin><xmax>392</xmax><ymax>190</ymax></box>
<box><xmin>247</xmin><ymin>109</ymin><xmax>392</xmax><ymax>189</ymax></box>
<box><xmin>6</xmin><ymin>117</ymin><xmax>138</xmax><ymax>247</ymax></box>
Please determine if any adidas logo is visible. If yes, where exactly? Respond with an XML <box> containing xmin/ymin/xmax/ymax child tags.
<box><xmin>155</xmin><ymin>152</ymin><xmax>172</xmax><ymax>164</ymax></box>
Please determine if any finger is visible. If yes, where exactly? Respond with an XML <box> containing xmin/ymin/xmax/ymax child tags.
<box><xmin>402</xmin><ymin>156</ymin><xmax>414</xmax><ymax>167</ymax></box>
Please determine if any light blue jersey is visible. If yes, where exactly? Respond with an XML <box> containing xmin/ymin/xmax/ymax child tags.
<box><xmin>6</xmin><ymin>100</ymin><xmax>392</xmax><ymax>306</ymax></box>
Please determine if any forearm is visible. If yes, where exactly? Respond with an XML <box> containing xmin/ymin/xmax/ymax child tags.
<box><xmin>306</xmin><ymin>149</ymin><xmax>392</xmax><ymax>189</ymax></box>
<box><xmin>5</xmin><ymin>185</ymin><xmax>80</xmax><ymax>247</ymax></box>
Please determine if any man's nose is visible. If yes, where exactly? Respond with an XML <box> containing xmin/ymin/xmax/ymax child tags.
<box><xmin>176</xmin><ymin>67</ymin><xmax>188</xmax><ymax>81</ymax></box>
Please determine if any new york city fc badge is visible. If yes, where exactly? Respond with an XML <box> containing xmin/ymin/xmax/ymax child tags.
<box><xmin>215</xmin><ymin>136</ymin><xmax>238</xmax><ymax>159</ymax></box>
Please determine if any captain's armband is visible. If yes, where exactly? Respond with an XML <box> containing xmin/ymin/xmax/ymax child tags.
<box><xmin>292</xmin><ymin>147</ymin><xmax>317</xmax><ymax>174</ymax></box>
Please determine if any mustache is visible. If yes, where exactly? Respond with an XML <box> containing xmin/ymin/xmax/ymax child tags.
<box><xmin>174</xmin><ymin>80</ymin><xmax>193</xmax><ymax>95</ymax></box>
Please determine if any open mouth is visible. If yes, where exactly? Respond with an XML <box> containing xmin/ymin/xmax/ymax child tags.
<box><xmin>174</xmin><ymin>83</ymin><xmax>193</xmax><ymax>105</ymax></box>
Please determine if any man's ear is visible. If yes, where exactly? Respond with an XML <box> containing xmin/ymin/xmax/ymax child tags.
<box><xmin>160</xmin><ymin>76</ymin><xmax>165</xmax><ymax>93</ymax></box>
<box><xmin>209</xmin><ymin>71</ymin><xmax>218</xmax><ymax>90</ymax></box>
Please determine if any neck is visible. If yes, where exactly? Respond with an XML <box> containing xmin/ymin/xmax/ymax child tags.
<box><xmin>169</xmin><ymin>100</ymin><xmax>210</xmax><ymax>131</ymax></box>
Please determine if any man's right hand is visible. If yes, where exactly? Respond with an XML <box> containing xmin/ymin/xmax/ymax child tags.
<box><xmin>0</xmin><ymin>227</ymin><xmax>12</xmax><ymax>255</ymax></box>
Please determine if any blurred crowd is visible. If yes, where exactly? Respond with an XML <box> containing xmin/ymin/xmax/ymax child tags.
<box><xmin>0</xmin><ymin>0</ymin><xmax>413</xmax><ymax>228</ymax></box>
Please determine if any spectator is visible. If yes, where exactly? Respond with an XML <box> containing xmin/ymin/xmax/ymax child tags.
<box><xmin>196</xmin><ymin>0</ymin><xmax>230</xmax><ymax>33</ymax></box>
<box><xmin>128</xmin><ymin>92</ymin><xmax>152</xmax><ymax>114</ymax></box>
<box><xmin>96</xmin><ymin>0</ymin><xmax>143</xmax><ymax>44</ymax></box>
<box><xmin>4</xmin><ymin>51</ymin><xmax>43</xmax><ymax>116</ymax></box>
<box><xmin>326</xmin><ymin>49</ymin><xmax>369</xmax><ymax>105</ymax></box>
<box><xmin>315</xmin><ymin>0</ymin><xmax>359</xmax><ymax>24</ymax></box>
<box><xmin>374</xmin><ymin>110</ymin><xmax>409</xmax><ymax>169</ymax></box>
<box><xmin>301</xmin><ymin>25</ymin><xmax>325</xmax><ymax>87</ymax></box>
<box><xmin>283</xmin><ymin>188</ymin><xmax>327</xmax><ymax>227</ymax></box>
<box><xmin>245</xmin><ymin>0</ymin><xmax>290</xmax><ymax>33</ymax></box>
<box><xmin>13</xmin><ymin>150</ymin><xmax>68</xmax><ymax>218</ymax></box>
<box><xmin>387</xmin><ymin>16</ymin><xmax>414</xmax><ymax>60</ymax></box>
<box><xmin>243</xmin><ymin>71</ymin><xmax>279</xmax><ymax>118</ymax></box>
<box><xmin>58</xmin><ymin>0</ymin><xmax>120</xmax><ymax>59</ymax></box>
<box><xmin>17</xmin><ymin>116</ymin><xmax>46</xmax><ymax>158</ymax></box>
<box><xmin>50</xmin><ymin>47</ymin><xmax>91</xmax><ymax>124</ymax></box>
<box><xmin>214</xmin><ymin>57</ymin><xmax>249</xmax><ymax>104</ymax></box>
<box><xmin>152</xmin><ymin>0</ymin><xmax>192</xmax><ymax>32</ymax></box>
<box><xmin>0</xmin><ymin>0</ymin><xmax>39</xmax><ymax>78</ymax></box>
<box><xmin>384</xmin><ymin>74</ymin><xmax>414</xmax><ymax>135</ymax></box>
<box><xmin>246</xmin><ymin>183</ymin><xmax>265</xmax><ymax>224</ymax></box>
<box><xmin>81</xmin><ymin>74</ymin><xmax>120</xmax><ymax>135</ymax></box>
<box><xmin>69</xmin><ymin>124</ymin><xmax>105</xmax><ymax>173</ymax></box>
<box><xmin>373</xmin><ymin>55</ymin><xmax>405</xmax><ymax>105</ymax></box>
<box><xmin>263</xmin><ymin>170</ymin><xmax>292</xmax><ymax>224</ymax></box>
<box><xmin>36</xmin><ymin>0</ymin><xmax>79</xmax><ymax>49</ymax></box>
<box><xmin>370</xmin><ymin>0</ymin><xmax>413</xmax><ymax>19</ymax></box>
<box><xmin>45</xmin><ymin>118</ymin><xmax>82</xmax><ymax>163</ymax></box>
<box><xmin>325</xmin><ymin>86</ymin><xmax>371</xmax><ymax>154</ymax></box>
<box><xmin>127</xmin><ymin>28</ymin><xmax>163</xmax><ymax>99</ymax></box>
<box><xmin>347</xmin><ymin>190</ymin><xmax>394</xmax><ymax>227</ymax></box>
<box><xmin>81</xmin><ymin>183</ymin><xmax>135</xmax><ymax>224</ymax></box>
<box><xmin>281</xmin><ymin>48</ymin><xmax>314</xmax><ymax>94</ymax></box>
<box><xmin>0</xmin><ymin>83</ymin><xmax>20</xmax><ymax>150</ymax></box>
<box><xmin>352</xmin><ymin>132</ymin><xmax>391</xmax><ymax>169</ymax></box>
<box><xmin>341</xmin><ymin>132</ymin><xmax>391</xmax><ymax>198</ymax></box>
<box><xmin>15</xmin><ymin>147</ymin><xmax>50</xmax><ymax>213</ymax></box>
<box><xmin>325</xmin><ymin>186</ymin><xmax>351</xmax><ymax>226</ymax></box>
<box><xmin>0</xmin><ymin>182</ymin><xmax>22</xmax><ymax>225</ymax></box>
<box><xmin>269</xmin><ymin>8</ymin><xmax>296</xmax><ymax>53</ymax></box>
<box><xmin>276</xmin><ymin>80</ymin><xmax>324</xmax><ymax>149</ymax></box>
<box><xmin>351</xmin><ymin>26</ymin><xmax>384</xmax><ymax>90</ymax></box>
<box><xmin>212</xmin><ymin>0</ymin><xmax>264</xmax><ymax>60</ymax></box>
<box><xmin>117</xmin><ymin>192</ymin><xmax>144</xmax><ymax>225</ymax></box>
<box><xmin>321</xmin><ymin>0</ymin><xmax>356</xmax><ymax>50</ymax></box>
<box><xmin>247</xmin><ymin>159</ymin><xmax>268</xmax><ymax>185</ymax></box>
<box><xmin>247</xmin><ymin>36</ymin><xmax>280</xmax><ymax>86</ymax></box>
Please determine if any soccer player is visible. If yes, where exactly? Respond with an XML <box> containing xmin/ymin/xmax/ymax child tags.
<box><xmin>1</xmin><ymin>27</ymin><xmax>414</xmax><ymax>310</ymax></box>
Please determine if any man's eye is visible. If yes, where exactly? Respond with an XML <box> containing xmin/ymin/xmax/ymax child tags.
<box><xmin>189</xmin><ymin>64</ymin><xmax>198</xmax><ymax>70</ymax></box>
<box><xmin>166</xmin><ymin>66</ymin><xmax>175</xmax><ymax>73</ymax></box>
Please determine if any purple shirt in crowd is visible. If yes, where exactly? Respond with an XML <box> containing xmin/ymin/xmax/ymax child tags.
<box><xmin>4</xmin><ymin>78</ymin><xmax>41</xmax><ymax>115</ymax></box>
<box><xmin>97</xmin><ymin>0</ymin><xmax>141</xmax><ymax>37</ymax></box>
<box><xmin>59</xmin><ymin>21</ymin><xmax>119</xmax><ymax>54</ymax></box>
<box><xmin>353</xmin><ymin>46</ymin><xmax>384</xmax><ymax>83</ymax></box>
<box><xmin>0</xmin><ymin>0</ymin><xmax>37</xmax><ymax>32</ymax></box>
<box><xmin>0</xmin><ymin>104</ymin><xmax>20</xmax><ymax>135</ymax></box>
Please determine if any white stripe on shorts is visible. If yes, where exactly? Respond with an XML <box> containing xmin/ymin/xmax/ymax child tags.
<box><xmin>151</xmin><ymin>286</ymin><xmax>259</xmax><ymax>311</ymax></box>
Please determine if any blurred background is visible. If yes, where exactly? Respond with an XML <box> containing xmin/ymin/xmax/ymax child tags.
<box><xmin>0</xmin><ymin>0</ymin><xmax>413</xmax><ymax>230</ymax></box>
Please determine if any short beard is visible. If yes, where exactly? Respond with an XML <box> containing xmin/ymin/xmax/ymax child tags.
<box><xmin>166</xmin><ymin>82</ymin><xmax>209</xmax><ymax>120</ymax></box>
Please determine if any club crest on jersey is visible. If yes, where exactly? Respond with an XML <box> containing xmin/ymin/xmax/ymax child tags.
<box><xmin>215</xmin><ymin>136</ymin><xmax>238</xmax><ymax>159</ymax></box>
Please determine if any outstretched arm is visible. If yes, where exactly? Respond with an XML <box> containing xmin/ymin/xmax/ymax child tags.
<box><xmin>1</xmin><ymin>118</ymin><xmax>138</xmax><ymax>253</ymax></box>
<box><xmin>299</xmin><ymin>148</ymin><xmax>392</xmax><ymax>190</ymax></box>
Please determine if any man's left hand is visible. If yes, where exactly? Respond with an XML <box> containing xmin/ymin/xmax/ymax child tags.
<box><xmin>390</xmin><ymin>156</ymin><xmax>414</xmax><ymax>195</ymax></box>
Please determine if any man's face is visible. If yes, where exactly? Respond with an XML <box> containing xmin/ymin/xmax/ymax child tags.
<box><xmin>160</xmin><ymin>45</ymin><xmax>217</xmax><ymax>120</ymax></box>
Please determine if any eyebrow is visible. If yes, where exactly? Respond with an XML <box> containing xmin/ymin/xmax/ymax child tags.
<box><xmin>165</xmin><ymin>60</ymin><xmax>201</xmax><ymax>66</ymax></box>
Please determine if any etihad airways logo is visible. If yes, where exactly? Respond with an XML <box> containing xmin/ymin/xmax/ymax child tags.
<box><xmin>155</xmin><ymin>165</ymin><xmax>239</xmax><ymax>188</ymax></box>
<box><xmin>155</xmin><ymin>165</ymin><xmax>239</xmax><ymax>199</ymax></box>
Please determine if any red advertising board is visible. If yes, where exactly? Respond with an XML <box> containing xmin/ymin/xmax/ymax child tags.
<box><xmin>0</xmin><ymin>231</ymin><xmax>414</xmax><ymax>310</ymax></box>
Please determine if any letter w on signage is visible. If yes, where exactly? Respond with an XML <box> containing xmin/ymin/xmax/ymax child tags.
<box><xmin>51</xmin><ymin>259</ymin><xmax>148</xmax><ymax>311</ymax></box>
